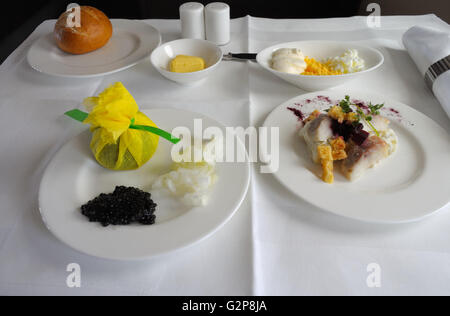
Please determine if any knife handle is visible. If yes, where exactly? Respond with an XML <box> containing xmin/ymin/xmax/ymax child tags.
<box><xmin>223</xmin><ymin>53</ymin><xmax>257</xmax><ymax>62</ymax></box>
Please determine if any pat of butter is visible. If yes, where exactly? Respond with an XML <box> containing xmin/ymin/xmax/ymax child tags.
<box><xmin>169</xmin><ymin>55</ymin><xmax>206</xmax><ymax>73</ymax></box>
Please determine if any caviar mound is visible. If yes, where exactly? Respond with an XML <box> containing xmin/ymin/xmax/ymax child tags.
<box><xmin>81</xmin><ymin>186</ymin><xmax>157</xmax><ymax>227</ymax></box>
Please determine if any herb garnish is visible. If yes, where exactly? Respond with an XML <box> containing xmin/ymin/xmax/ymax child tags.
<box><xmin>339</xmin><ymin>96</ymin><xmax>353</xmax><ymax>114</ymax></box>
<box><xmin>335</xmin><ymin>96</ymin><xmax>385</xmax><ymax>136</ymax></box>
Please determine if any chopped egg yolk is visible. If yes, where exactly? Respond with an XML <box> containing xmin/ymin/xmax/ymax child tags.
<box><xmin>302</xmin><ymin>57</ymin><xmax>342</xmax><ymax>76</ymax></box>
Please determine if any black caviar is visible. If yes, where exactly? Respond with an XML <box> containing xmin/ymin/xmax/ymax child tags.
<box><xmin>81</xmin><ymin>186</ymin><xmax>157</xmax><ymax>227</ymax></box>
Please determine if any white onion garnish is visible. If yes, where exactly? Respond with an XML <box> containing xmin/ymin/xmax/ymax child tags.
<box><xmin>152</xmin><ymin>139</ymin><xmax>218</xmax><ymax>207</ymax></box>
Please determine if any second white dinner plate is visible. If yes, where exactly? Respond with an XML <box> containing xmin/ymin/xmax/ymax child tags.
<box><xmin>263</xmin><ymin>91</ymin><xmax>450</xmax><ymax>223</ymax></box>
<box><xmin>39</xmin><ymin>109</ymin><xmax>250</xmax><ymax>260</ymax></box>
<box><xmin>28</xmin><ymin>20</ymin><xmax>161</xmax><ymax>78</ymax></box>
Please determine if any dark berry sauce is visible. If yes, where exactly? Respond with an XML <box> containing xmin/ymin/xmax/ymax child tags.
<box><xmin>389</xmin><ymin>108</ymin><xmax>400</xmax><ymax>114</ymax></box>
<box><xmin>352</xmin><ymin>100</ymin><xmax>369</xmax><ymax>113</ymax></box>
<box><xmin>287</xmin><ymin>107</ymin><xmax>305</xmax><ymax>122</ymax></box>
<box><xmin>317</xmin><ymin>95</ymin><xmax>332</xmax><ymax>104</ymax></box>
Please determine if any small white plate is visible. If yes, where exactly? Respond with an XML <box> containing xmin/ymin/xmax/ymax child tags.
<box><xmin>39</xmin><ymin>109</ymin><xmax>250</xmax><ymax>260</ymax></box>
<box><xmin>257</xmin><ymin>41</ymin><xmax>384</xmax><ymax>91</ymax></box>
<box><xmin>263</xmin><ymin>91</ymin><xmax>450</xmax><ymax>223</ymax></box>
<box><xmin>28</xmin><ymin>20</ymin><xmax>161</xmax><ymax>78</ymax></box>
<box><xmin>150</xmin><ymin>39</ymin><xmax>223</xmax><ymax>85</ymax></box>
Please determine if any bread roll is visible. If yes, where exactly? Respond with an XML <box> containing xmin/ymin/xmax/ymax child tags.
<box><xmin>54</xmin><ymin>6</ymin><xmax>113</xmax><ymax>55</ymax></box>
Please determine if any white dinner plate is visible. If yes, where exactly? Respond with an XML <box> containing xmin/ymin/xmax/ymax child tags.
<box><xmin>39</xmin><ymin>109</ymin><xmax>250</xmax><ymax>260</ymax></box>
<box><xmin>28</xmin><ymin>20</ymin><xmax>161</xmax><ymax>78</ymax></box>
<box><xmin>263</xmin><ymin>91</ymin><xmax>450</xmax><ymax>223</ymax></box>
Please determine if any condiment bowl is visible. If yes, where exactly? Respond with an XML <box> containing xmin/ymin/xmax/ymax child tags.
<box><xmin>150</xmin><ymin>39</ymin><xmax>223</xmax><ymax>85</ymax></box>
<box><xmin>256</xmin><ymin>41</ymin><xmax>384</xmax><ymax>91</ymax></box>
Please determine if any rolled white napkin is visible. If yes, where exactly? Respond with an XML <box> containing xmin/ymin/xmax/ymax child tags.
<box><xmin>403</xmin><ymin>26</ymin><xmax>450</xmax><ymax>118</ymax></box>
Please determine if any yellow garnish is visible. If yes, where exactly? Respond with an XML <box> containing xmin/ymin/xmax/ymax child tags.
<box><xmin>345</xmin><ymin>112</ymin><xmax>359</xmax><ymax>123</ymax></box>
<box><xmin>305</xmin><ymin>110</ymin><xmax>321</xmax><ymax>123</ymax></box>
<box><xmin>82</xmin><ymin>82</ymin><xmax>159</xmax><ymax>170</ymax></box>
<box><xmin>317</xmin><ymin>145</ymin><xmax>334</xmax><ymax>184</ymax></box>
<box><xmin>327</xmin><ymin>105</ymin><xmax>359</xmax><ymax>124</ymax></box>
<box><xmin>328</xmin><ymin>106</ymin><xmax>346</xmax><ymax>123</ymax></box>
<box><xmin>83</xmin><ymin>82</ymin><xmax>139</xmax><ymax>143</ymax></box>
<box><xmin>302</xmin><ymin>57</ymin><xmax>342</xmax><ymax>76</ymax></box>
<box><xmin>330</xmin><ymin>137</ymin><xmax>347</xmax><ymax>161</ymax></box>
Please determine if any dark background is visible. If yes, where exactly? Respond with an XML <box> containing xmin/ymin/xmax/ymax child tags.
<box><xmin>1</xmin><ymin>0</ymin><xmax>449</xmax><ymax>63</ymax></box>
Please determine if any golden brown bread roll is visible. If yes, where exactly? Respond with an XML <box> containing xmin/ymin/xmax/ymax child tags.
<box><xmin>54</xmin><ymin>6</ymin><xmax>113</xmax><ymax>55</ymax></box>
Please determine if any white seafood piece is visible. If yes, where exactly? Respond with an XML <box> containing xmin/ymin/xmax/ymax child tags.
<box><xmin>299</xmin><ymin>114</ymin><xmax>334</xmax><ymax>163</ymax></box>
<box><xmin>341</xmin><ymin>136</ymin><xmax>389</xmax><ymax>181</ymax></box>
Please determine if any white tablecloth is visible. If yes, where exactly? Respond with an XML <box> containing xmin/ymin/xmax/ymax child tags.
<box><xmin>0</xmin><ymin>15</ymin><xmax>449</xmax><ymax>296</ymax></box>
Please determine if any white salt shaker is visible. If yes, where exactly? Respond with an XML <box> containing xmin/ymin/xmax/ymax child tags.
<box><xmin>205</xmin><ymin>2</ymin><xmax>230</xmax><ymax>46</ymax></box>
<box><xmin>180</xmin><ymin>2</ymin><xmax>206</xmax><ymax>40</ymax></box>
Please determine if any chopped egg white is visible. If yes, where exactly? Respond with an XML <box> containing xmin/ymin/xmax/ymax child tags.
<box><xmin>325</xmin><ymin>49</ymin><xmax>366</xmax><ymax>74</ymax></box>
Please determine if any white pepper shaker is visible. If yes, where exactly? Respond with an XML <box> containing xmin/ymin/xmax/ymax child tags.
<box><xmin>205</xmin><ymin>2</ymin><xmax>230</xmax><ymax>46</ymax></box>
<box><xmin>180</xmin><ymin>2</ymin><xmax>206</xmax><ymax>40</ymax></box>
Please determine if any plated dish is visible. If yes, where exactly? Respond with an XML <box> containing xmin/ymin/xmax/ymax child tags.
<box><xmin>39</xmin><ymin>85</ymin><xmax>250</xmax><ymax>259</ymax></box>
<box><xmin>263</xmin><ymin>91</ymin><xmax>450</xmax><ymax>223</ymax></box>
<box><xmin>28</xmin><ymin>19</ymin><xmax>161</xmax><ymax>78</ymax></box>
<box><xmin>298</xmin><ymin>96</ymin><xmax>397</xmax><ymax>183</ymax></box>
<box><xmin>257</xmin><ymin>41</ymin><xmax>384</xmax><ymax>91</ymax></box>
<box><xmin>270</xmin><ymin>48</ymin><xmax>365</xmax><ymax>76</ymax></box>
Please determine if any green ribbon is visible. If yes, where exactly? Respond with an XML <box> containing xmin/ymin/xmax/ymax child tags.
<box><xmin>65</xmin><ymin>109</ymin><xmax>180</xmax><ymax>144</ymax></box>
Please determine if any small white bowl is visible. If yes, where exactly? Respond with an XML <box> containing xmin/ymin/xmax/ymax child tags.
<box><xmin>150</xmin><ymin>39</ymin><xmax>223</xmax><ymax>85</ymax></box>
<box><xmin>257</xmin><ymin>41</ymin><xmax>384</xmax><ymax>91</ymax></box>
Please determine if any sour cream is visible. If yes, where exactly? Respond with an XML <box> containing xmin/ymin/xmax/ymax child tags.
<box><xmin>271</xmin><ymin>48</ymin><xmax>307</xmax><ymax>74</ymax></box>
<box><xmin>379</xmin><ymin>128</ymin><xmax>398</xmax><ymax>156</ymax></box>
